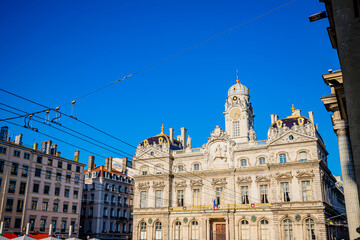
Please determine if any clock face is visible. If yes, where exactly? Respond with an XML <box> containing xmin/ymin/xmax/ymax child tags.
<box><xmin>230</xmin><ymin>108</ymin><xmax>241</xmax><ymax>120</ymax></box>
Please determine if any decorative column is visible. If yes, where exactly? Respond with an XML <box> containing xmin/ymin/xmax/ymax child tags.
<box><xmin>335</xmin><ymin>122</ymin><xmax>360</xmax><ymax>239</ymax></box>
<box><xmin>225</xmin><ymin>217</ymin><xmax>229</xmax><ymax>240</ymax></box>
<box><xmin>206</xmin><ymin>218</ymin><xmax>210</xmax><ymax>240</ymax></box>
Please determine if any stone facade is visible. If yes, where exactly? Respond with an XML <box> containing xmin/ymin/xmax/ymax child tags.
<box><xmin>80</xmin><ymin>156</ymin><xmax>134</xmax><ymax>240</ymax></box>
<box><xmin>132</xmin><ymin>79</ymin><xmax>348</xmax><ymax>240</ymax></box>
<box><xmin>0</xmin><ymin>136</ymin><xmax>85</xmax><ymax>238</ymax></box>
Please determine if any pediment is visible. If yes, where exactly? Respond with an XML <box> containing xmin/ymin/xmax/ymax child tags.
<box><xmin>138</xmin><ymin>182</ymin><xmax>150</xmax><ymax>190</ymax></box>
<box><xmin>152</xmin><ymin>181</ymin><xmax>166</xmax><ymax>189</ymax></box>
<box><xmin>255</xmin><ymin>175</ymin><xmax>271</xmax><ymax>183</ymax></box>
<box><xmin>211</xmin><ymin>178</ymin><xmax>227</xmax><ymax>186</ymax></box>
<box><xmin>135</xmin><ymin>146</ymin><xmax>169</xmax><ymax>159</ymax></box>
<box><xmin>175</xmin><ymin>180</ymin><xmax>187</xmax><ymax>188</ymax></box>
<box><xmin>237</xmin><ymin>176</ymin><xmax>252</xmax><ymax>184</ymax></box>
<box><xmin>275</xmin><ymin>171</ymin><xmax>293</xmax><ymax>181</ymax></box>
<box><xmin>190</xmin><ymin>180</ymin><xmax>203</xmax><ymax>187</ymax></box>
<box><xmin>268</xmin><ymin>131</ymin><xmax>316</xmax><ymax>146</ymax></box>
<box><xmin>296</xmin><ymin>170</ymin><xmax>315</xmax><ymax>179</ymax></box>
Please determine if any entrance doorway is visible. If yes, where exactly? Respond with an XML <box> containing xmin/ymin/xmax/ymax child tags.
<box><xmin>215</xmin><ymin>224</ymin><xmax>226</xmax><ymax>240</ymax></box>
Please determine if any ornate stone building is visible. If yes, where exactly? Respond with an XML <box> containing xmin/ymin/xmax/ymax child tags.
<box><xmin>132</xmin><ymin>78</ymin><xmax>348</xmax><ymax>240</ymax></box>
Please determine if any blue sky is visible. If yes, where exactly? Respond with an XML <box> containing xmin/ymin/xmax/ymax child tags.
<box><xmin>0</xmin><ymin>0</ymin><xmax>342</xmax><ymax>176</ymax></box>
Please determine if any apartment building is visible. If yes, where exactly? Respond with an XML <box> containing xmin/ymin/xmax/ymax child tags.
<box><xmin>0</xmin><ymin>128</ymin><xmax>85</xmax><ymax>238</ymax></box>
<box><xmin>80</xmin><ymin>156</ymin><xmax>134</xmax><ymax>240</ymax></box>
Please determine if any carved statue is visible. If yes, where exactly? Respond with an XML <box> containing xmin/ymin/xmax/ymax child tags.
<box><xmin>186</xmin><ymin>135</ymin><xmax>192</xmax><ymax>149</ymax></box>
<box><xmin>248</xmin><ymin>127</ymin><xmax>257</xmax><ymax>141</ymax></box>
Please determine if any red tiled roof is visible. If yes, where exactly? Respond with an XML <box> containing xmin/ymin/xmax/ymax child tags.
<box><xmin>84</xmin><ymin>165</ymin><xmax>128</xmax><ymax>177</ymax></box>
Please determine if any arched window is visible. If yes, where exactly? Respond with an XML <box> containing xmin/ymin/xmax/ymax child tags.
<box><xmin>240</xmin><ymin>159</ymin><xmax>247</xmax><ymax>167</ymax></box>
<box><xmin>155</xmin><ymin>165</ymin><xmax>163</xmax><ymax>174</ymax></box>
<box><xmin>305</xmin><ymin>219</ymin><xmax>316</xmax><ymax>240</ymax></box>
<box><xmin>300</xmin><ymin>151</ymin><xmax>307</xmax><ymax>161</ymax></box>
<box><xmin>178</xmin><ymin>165</ymin><xmax>184</xmax><ymax>172</ymax></box>
<box><xmin>280</xmin><ymin>154</ymin><xmax>287</xmax><ymax>163</ymax></box>
<box><xmin>240</xmin><ymin>220</ymin><xmax>250</xmax><ymax>240</ymax></box>
<box><xmin>155</xmin><ymin>222</ymin><xmax>162</xmax><ymax>240</ymax></box>
<box><xmin>174</xmin><ymin>221</ymin><xmax>181</xmax><ymax>240</ymax></box>
<box><xmin>191</xmin><ymin>221</ymin><xmax>199</xmax><ymax>240</ymax></box>
<box><xmin>193</xmin><ymin>163</ymin><xmax>200</xmax><ymax>171</ymax></box>
<box><xmin>140</xmin><ymin>222</ymin><xmax>146</xmax><ymax>240</ymax></box>
<box><xmin>283</xmin><ymin>219</ymin><xmax>293</xmax><ymax>240</ymax></box>
<box><xmin>260</xmin><ymin>219</ymin><xmax>269</xmax><ymax>240</ymax></box>
<box><xmin>259</xmin><ymin>157</ymin><xmax>266</xmax><ymax>166</ymax></box>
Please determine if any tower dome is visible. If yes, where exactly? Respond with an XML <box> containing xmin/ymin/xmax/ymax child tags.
<box><xmin>227</xmin><ymin>78</ymin><xmax>249</xmax><ymax>96</ymax></box>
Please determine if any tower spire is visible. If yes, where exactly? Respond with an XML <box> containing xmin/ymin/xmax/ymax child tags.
<box><xmin>236</xmin><ymin>69</ymin><xmax>240</xmax><ymax>84</ymax></box>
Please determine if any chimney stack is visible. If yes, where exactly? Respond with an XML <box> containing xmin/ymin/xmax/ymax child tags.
<box><xmin>308</xmin><ymin>111</ymin><xmax>314</xmax><ymax>123</ymax></box>
<box><xmin>46</xmin><ymin>140</ymin><xmax>52</xmax><ymax>154</ymax></box>
<box><xmin>180</xmin><ymin>127</ymin><xmax>187</xmax><ymax>148</ymax></box>
<box><xmin>74</xmin><ymin>150</ymin><xmax>80</xmax><ymax>162</ymax></box>
<box><xmin>0</xmin><ymin>126</ymin><xmax>8</xmax><ymax>141</ymax></box>
<box><xmin>169</xmin><ymin>128</ymin><xmax>174</xmax><ymax>142</ymax></box>
<box><xmin>33</xmin><ymin>142</ymin><xmax>38</xmax><ymax>150</ymax></box>
<box><xmin>88</xmin><ymin>156</ymin><xmax>95</xmax><ymax>171</ymax></box>
<box><xmin>56</xmin><ymin>151</ymin><xmax>61</xmax><ymax>157</ymax></box>
<box><xmin>41</xmin><ymin>141</ymin><xmax>47</xmax><ymax>153</ymax></box>
<box><xmin>50</xmin><ymin>144</ymin><xmax>57</xmax><ymax>155</ymax></box>
<box><xmin>122</xmin><ymin>157</ymin><xmax>127</xmax><ymax>172</ymax></box>
<box><xmin>274</xmin><ymin>114</ymin><xmax>279</xmax><ymax>122</ymax></box>
<box><xmin>270</xmin><ymin>114</ymin><xmax>275</xmax><ymax>124</ymax></box>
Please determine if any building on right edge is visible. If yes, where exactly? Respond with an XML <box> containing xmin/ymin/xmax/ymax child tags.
<box><xmin>132</xmin><ymin>78</ymin><xmax>348</xmax><ymax>240</ymax></box>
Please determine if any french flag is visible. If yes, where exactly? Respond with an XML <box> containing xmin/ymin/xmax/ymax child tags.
<box><xmin>213</xmin><ymin>199</ymin><xmax>218</xmax><ymax>210</ymax></box>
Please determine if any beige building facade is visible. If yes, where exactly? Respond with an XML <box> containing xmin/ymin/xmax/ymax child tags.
<box><xmin>0</xmin><ymin>130</ymin><xmax>85</xmax><ymax>238</ymax></box>
<box><xmin>132</xmin><ymin>79</ymin><xmax>348</xmax><ymax>240</ymax></box>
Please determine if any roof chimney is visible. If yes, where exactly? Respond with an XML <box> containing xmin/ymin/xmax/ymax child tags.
<box><xmin>105</xmin><ymin>157</ymin><xmax>113</xmax><ymax>171</ymax></box>
<box><xmin>14</xmin><ymin>133</ymin><xmax>23</xmax><ymax>145</ymax></box>
<box><xmin>56</xmin><ymin>151</ymin><xmax>61</xmax><ymax>157</ymax></box>
<box><xmin>50</xmin><ymin>144</ymin><xmax>57</xmax><ymax>155</ymax></box>
<box><xmin>88</xmin><ymin>156</ymin><xmax>95</xmax><ymax>171</ymax></box>
<box><xmin>308</xmin><ymin>111</ymin><xmax>314</xmax><ymax>123</ymax></box>
<box><xmin>270</xmin><ymin>114</ymin><xmax>275</xmax><ymax>124</ymax></box>
<box><xmin>46</xmin><ymin>140</ymin><xmax>52</xmax><ymax>154</ymax></box>
<box><xmin>74</xmin><ymin>150</ymin><xmax>80</xmax><ymax>162</ymax></box>
<box><xmin>41</xmin><ymin>141</ymin><xmax>47</xmax><ymax>153</ymax></box>
<box><xmin>169</xmin><ymin>128</ymin><xmax>174</xmax><ymax>142</ymax></box>
<box><xmin>180</xmin><ymin>127</ymin><xmax>187</xmax><ymax>149</ymax></box>
<box><xmin>33</xmin><ymin>142</ymin><xmax>38</xmax><ymax>150</ymax></box>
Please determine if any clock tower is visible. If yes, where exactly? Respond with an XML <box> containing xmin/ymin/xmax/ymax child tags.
<box><xmin>224</xmin><ymin>77</ymin><xmax>255</xmax><ymax>142</ymax></box>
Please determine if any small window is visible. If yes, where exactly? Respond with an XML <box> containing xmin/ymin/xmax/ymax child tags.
<box><xmin>67</xmin><ymin>163</ymin><xmax>72</xmax><ymax>170</ymax></box>
<box><xmin>0</xmin><ymin>146</ymin><xmax>7</xmax><ymax>154</ymax></box>
<box><xmin>76</xmin><ymin>166</ymin><xmax>81</xmax><ymax>172</ymax></box>
<box><xmin>259</xmin><ymin>157</ymin><xmax>266</xmax><ymax>166</ymax></box>
<box><xmin>35</xmin><ymin>168</ymin><xmax>41</xmax><ymax>177</ymax></box>
<box><xmin>280</xmin><ymin>154</ymin><xmax>287</xmax><ymax>164</ymax></box>
<box><xmin>178</xmin><ymin>165</ymin><xmax>184</xmax><ymax>172</ymax></box>
<box><xmin>156</xmin><ymin>165</ymin><xmax>163</xmax><ymax>174</ymax></box>
<box><xmin>289</xmin><ymin>135</ymin><xmax>294</xmax><ymax>140</ymax></box>
<box><xmin>58</xmin><ymin>161</ymin><xmax>63</xmax><ymax>168</ymax></box>
<box><xmin>11</xmin><ymin>163</ymin><xmax>19</xmax><ymax>175</ymax></box>
<box><xmin>24</xmin><ymin>152</ymin><xmax>30</xmax><ymax>159</ymax></box>
<box><xmin>194</xmin><ymin>164</ymin><xmax>199</xmax><ymax>171</ymax></box>
<box><xmin>47</xmin><ymin>159</ymin><xmax>53</xmax><ymax>166</ymax></box>
<box><xmin>300</xmin><ymin>151</ymin><xmax>307</xmax><ymax>161</ymax></box>
<box><xmin>13</xmin><ymin>150</ymin><xmax>20</xmax><ymax>157</ymax></box>
<box><xmin>240</xmin><ymin>159</ymin><xmax>247</xmax><ymax>167</ymax></box>
<box><xmin>37</xmin><ymin>156</ymin><xmax>42</xmax><ymax>163</ymax></box>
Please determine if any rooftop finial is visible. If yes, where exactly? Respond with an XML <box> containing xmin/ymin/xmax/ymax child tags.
<box><xmin>291</xmin><ymin>104</ymin><xmax>295</xmax><ymax>114</ymax></box>
<box><xmin>236</xmin><ymin>69</ymin><xmax>240</xmax><ymax>84</ymax></box>
<box><xmin>161</xmin><ymin>124</ymin><xmax>164</xmax><ymax>134</ymax></box>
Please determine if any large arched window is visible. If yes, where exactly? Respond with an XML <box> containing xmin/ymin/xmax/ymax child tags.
<box><xmin>155</xmin><ymin>222</ymin><xmax>162</xmax><ymax>240</ymax></box>
<box><xmin>140</xmin><ymin>222</ymin><xmax>146</xmax><ymax>240</ymax></box>
<box><xmin>240</xmin><ymin>220</ymin><xmax>250</xmax><ymax>240</ymax></box>
<box><xmin>191</xmin><ymin>221</ymin><xmax>199</xmax><ymax>240</ymax></box>
<box><xmin>305</xmin><ymin>219</ymin><xmax>316</xmax><ymax>240</ymax></box>
<box><xmin>259</xmin><ymin>219</ymin><xmax>269</xmax><ymax>240</ymax></box>
<box><xmin>174</xmin><ymin>221</ymin><xmax>181</xmax><ymax>240</ymax></box>
<box><xmin>283</xmin><ymin>219</ymin><xmax>293</xmax><ymax>240</ymax></box>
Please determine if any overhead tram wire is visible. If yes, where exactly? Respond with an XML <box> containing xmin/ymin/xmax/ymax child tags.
<box><xmin>0</xmin><ymin>103</ymin><xmax>252</xmax><ymax>202</ymax></box>
<box><xmin>0</xmin><ymin>104</ymin><xmax>133</xmax><ymax>158</ymax></box>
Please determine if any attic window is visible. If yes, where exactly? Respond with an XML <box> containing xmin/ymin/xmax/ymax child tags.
<box><xmin>289</xmin><ymin>135</ymin><xmax>294</xmax><ymax>140</ymax></box>
<box><xmin>150</xmin><ymin>152</ymin><xmax>154</xmax><ymax>156</ymax></box>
